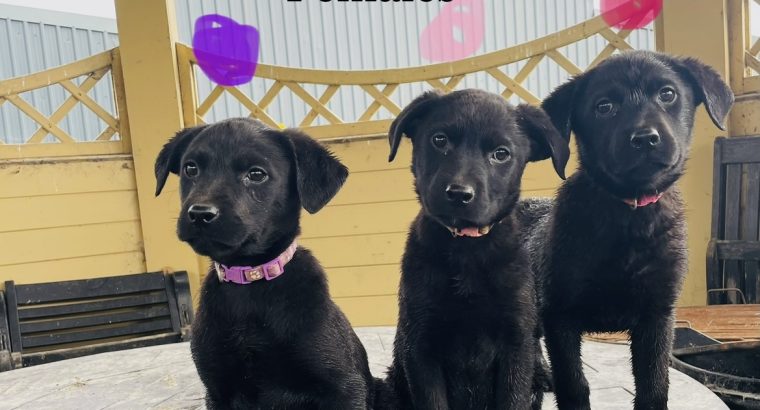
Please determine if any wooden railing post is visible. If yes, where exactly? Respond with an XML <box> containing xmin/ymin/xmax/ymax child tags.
<box><xmin>115</xmin><ymin>0</ymin><xmax>202</xmax><ymax>294</ymax></box>
<box><xmin>656</xmin><ymin>0</ymin><xmax>732</xmax><ymax>306</ymax></box>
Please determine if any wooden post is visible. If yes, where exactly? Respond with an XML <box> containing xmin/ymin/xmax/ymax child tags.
<box><xmin>656</xmin><ymin>0</ymin><xmax>731</xmax><ymax>306</ymax></box>
<box><xmin>115</xmin><ymin>0</ymin><xmax>202</xmax><ymax>295</ymax></box>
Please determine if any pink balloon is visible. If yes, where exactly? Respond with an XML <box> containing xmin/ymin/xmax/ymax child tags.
<box><xmin>419</xmin><ymin>0</ymin><xmax>485</xmax><ymax>63</ymax></box>
<box><xmin>601</xmin><ymin>0</ymin><xmax>662</xmax><ymax>30</ymax></box>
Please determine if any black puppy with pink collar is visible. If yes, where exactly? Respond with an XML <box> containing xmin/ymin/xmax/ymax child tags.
<box><xmin>519</xmin><ymin>51</ymin><xmax>734</xmax><ymax>409</ymax></box>
<box><xmin>155</xmin><ymin>118</ymin><xmax>380</xmax><ymax>409</ymax></box>
<box><xmin>385</xmin><ymin>89</ymin><xmax>569</xmax><ymax>410</ymax></box>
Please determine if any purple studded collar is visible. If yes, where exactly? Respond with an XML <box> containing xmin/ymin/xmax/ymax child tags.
<box><xmin>214</xmin><ymin>241</ymin><xmax>298</xmax><ymax>284</ymax></box>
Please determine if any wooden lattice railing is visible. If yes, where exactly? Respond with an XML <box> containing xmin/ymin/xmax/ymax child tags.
<box><xmin>177</xmin><ymin>14</ymin><xmax>643</xmax><ymax>140</ymax></box>
<box><xmin>0</xmin><ymin>48</ymin><xmax>130</xmax><ymax>159</ymax></box>
<box><xmin>732</xmin><ymin>0</ymin><xmax>760</xmax><ymax>94</ymax></box>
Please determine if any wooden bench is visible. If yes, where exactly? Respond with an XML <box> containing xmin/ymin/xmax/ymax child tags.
<box><xmin>1</xmin><ymin>271</ymin><xmax>193</xmax><ymax>371</ymax></box>
<box><xmin>708</xmin><ymin>135</ymin><xmax>760</xmax><ymax>305</ymax></box>
<box><xmin>0</xmin><ymin>291</ymin><xmax>13</xmax><ymax>371</ymax></box>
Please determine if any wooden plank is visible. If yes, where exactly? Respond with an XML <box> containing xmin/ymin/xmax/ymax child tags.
<box><xmin>334</xmin><ymin>294</ymin><xmax>398</xmax><ymax>327</ymax></box>
<box><xmin>3</xmin><ymin>282</ymin><xmax>22</xmax><ymax>353</ymax></box>
<box><xmin>715</xmin><ymin>240</ymin><xmax>760</xmax><ymax>260</ymax></box>
<box><xmin>301</xmin><ymin>200</ymin><xmax>418</xmax><ymax>239</ymax></box>
<box><xmin>709</xmin><ymin>138</ymin><xmax>726</xmax><ymax>304</ymax></box>
<box><xmin>3</xmin><ymin>252</ymin><xmax>146</xmax><ymax>287</ymax></box>
<box><xmin>18</xmin><ymin>292</ymin><xmax>168</xmax><ymax>320</ymax></box>
<box><xmin>0</xmin><ymin>190</ymin><xmax>140</xmax><ymax>233</ymax></box>
<box><xmin>283</xmin><ymin>81</ymin><xmax>343</xmax><ymax>124</ymax></box>
<box><xmin>0</xmin><ymin>221</ymin><xmax>143</xmax><ymax>266</ymax></box>
<box><xmin>19</xmin><ymin>306</ymin><xmax>170</xmax><ymax>334</ymax></box>
<box><xmin>358</xmin><ymin>84</ymin><xmax>399</xmax><ymax>122</ymax></box>
<box><xmin>720</xmin><ymin>135</ymin><xmax>760</xmax><ymax>164</ymax></box>
<box><xmin>59</xmin><ymin>78</ymin><xmax>119</xmax><ymax>130</ymax></box>
<box><xmin>0</xmin><ymin>49</ymin><xmax>113</xmax><ymax>96</ymax></box>
<box><xmin>330</xmin><ymin>168</ymin><xmax>416</xmax><ymax>206</ymax></box>
<box><xmin>226</xmin><ymin>86</ymin><xmax>279</xmax><ymax>128</ymax></box>
<box><xmin>21</xmin><ymin>332</ymin><xmax>180</xmax><ymax>367</ymax></box>
<box><xmin>21</xmin><ymin>318</ymin><xmax>173</xmax><ymax>348</ymax></box>
<box><xmin>195</xmin><ymin>85</ymin><xmax>224</xmax><ymax>118</ymax></box>
<box><xmin>110</xmin><ymin>49</ymin><xmax>132</xmax><ymax>152</ymax></box>
<box><xmin>302</xmin><ymin>85</ymin><xmax>340</xmax><ymax>126</ymax></box>
<box><xmin>676</xmin><ymin>305</ymin><xmax>760</xmax><ymax>341</ymax></box>
<box><xmin>14</xmin><ymin>273</ymin><xmax>166</xmax><ymax>305</ymax></box>
<box><xmin>171</xmin><ymin>272</ymin><xmax>194</xmax><ymax>331</ymax></box>
<box><xmin>26</xmin><ymin>69</ymin><xmax>106</xmax><ymax>143</ymax></box>
<box><xmin>711</xmin><ymin>137</ymin><xmax>725</xmax><ymax>238</ymax></box>
<box><xmin>744</xmin><ymin>163</ymin><xmax>760</xmax><ymax>302</ymax></box>
<box><xmin>324</xmin><ymin>137</ymin><xmax>410</xmax><ymax>173</ymax></box>
<box><xmin>326</xmin><ymin>264</ymin><xmax>401</xmax><ymax>298</ymax></box>
<box><xmin>6</xmin><ymin>95</ymin><xmax>76</xmax><ymax>144</ymax></box>
<box><xmin>0</xmin><ymin>158</ymin><xmax>136</xmax><ymax>199</ymax></box>
<box><xmin>227</xmin><ymin>15</ymin><xmax>613</xmax><ymax>85</ymax></box>
<box><xmin>0</xmin><ymin>292</ymin><xmax>10</xmax><ymax>352</ymax></box>
<box><xmin>163</xmin><ymin>274</ymin><xmax>182</xmax><ymax>335</ymax></box>
<box><xmin>725</xmin><ymin>163</ymin><xmax>743</xmax><ymax>303</ymax></box>
<box><xmin>300</xmin><ymin>232</ymin><xmax>406</xmax><ymax>269</ymax></box>
<box><xmin>0</xmin><ymin>141</ymin><xmax>130</xmax><ymax>160</ymax></box>
<box><xmin>304</xmin><ymin>119</ymin><xmax>392</xmax><ymax>140</ymax></box>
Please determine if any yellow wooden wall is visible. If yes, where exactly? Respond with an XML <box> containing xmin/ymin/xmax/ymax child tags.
<box><xmin>300</xmin><ymin>137</ymin><xmax>570</xmax><ymax>325</ymax></box>
<box><xmin>0</xmin><ymin>157</ymin><xmax>146</xmax><ymax>285</ymax></box>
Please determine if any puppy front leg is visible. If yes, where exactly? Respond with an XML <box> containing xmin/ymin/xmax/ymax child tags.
<box><xmin>495</xmin><ymin>336</ymin><xmax>535</xmax><ymax>410</ymax></box>
<box><xmin>404</xmin><ymin>352</ymin><xmax>449</xmax><ymax>410</ymax></box>
<box><xmin>544</xmin><ymin>319</ymin><xmax>590</xmax><ymax>410</ymax></box>
<box><xmin>630</xmin><ymin>312</ymin><xmax>674</xmax><ymax>410</ymax></box>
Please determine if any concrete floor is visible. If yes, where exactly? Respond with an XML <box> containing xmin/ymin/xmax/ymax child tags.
<box><xmin>0</xmin><ymin>327</ymin><xmax>728</xmax><ymax>409</ymax></box>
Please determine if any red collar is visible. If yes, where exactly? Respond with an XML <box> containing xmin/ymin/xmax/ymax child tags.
<box><xmin>622</xmin><ymin>192</ymin><xmax>664</xmax><ymax>210</ymax></box>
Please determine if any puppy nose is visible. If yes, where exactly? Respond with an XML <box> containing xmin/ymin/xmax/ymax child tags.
<box><xmin>187</xmin><ymin>204</ymin><xmax>220</xmax><ymax>224</ymax></box>
<box><xmin>630</xmin><ymin>128</ymin><xmax>661</xmax><ymax>149</ymax></box>
<box><xmin>445</xmin><ymin>184</ymin><xmax>475</xmax><ymax>204</ymax></box>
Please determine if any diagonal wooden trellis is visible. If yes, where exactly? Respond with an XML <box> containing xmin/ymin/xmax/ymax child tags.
<box><xmin>0</xmin><ymin>48</ymin><xmax>130</xmax><ymax>158</ymax></box>
<box><xmin>177</xmin><ymin>13</ymin><xmax>642</xmax><ymax>140</ymax></box>
<box><xmin>729</xmin><ymin>0</ymin><xmax>760</xmax><ymax>95</ymax></box>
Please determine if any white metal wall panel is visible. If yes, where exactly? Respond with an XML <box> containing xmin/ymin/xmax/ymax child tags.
<box><xmin>0</xmin><ymin>2</ymin><xmax>654</xmax><ymax>142</ymax></box>
<box><xmin>0</xmin><ymin>4</ymin><xmax>119</xmax><ymax>144</ymax></box>
<box><xmin>174</xmin><ymin>0</ymin><xmax>654</xmax><ymax>127</ymax></box>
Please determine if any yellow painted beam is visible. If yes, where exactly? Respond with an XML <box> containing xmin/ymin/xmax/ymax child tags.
<box><xmin>115</xmin><ymin>0</ymin><xmax>203</xmax><ymax>293</ymax></box>
<box><xmin>657</xmin><ymin>0</ymin><xmax>731</xmax><ymax>306</ymax></box>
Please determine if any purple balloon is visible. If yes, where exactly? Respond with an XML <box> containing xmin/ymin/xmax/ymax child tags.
<box><xmin>192</xmin><ymin>14</ymin><xmax>259</xmax><ymax>87</ymax></box>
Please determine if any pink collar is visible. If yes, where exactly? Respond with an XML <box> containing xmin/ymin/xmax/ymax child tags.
<box><xmin>622</xmin><ymin>192</ymin><xmax>664</xmax><ymax>210</ymax></box>
<box><xmin>214</xmin><ymin>241</ymin><xmax>298</xmax><ymax>284</ymax></box>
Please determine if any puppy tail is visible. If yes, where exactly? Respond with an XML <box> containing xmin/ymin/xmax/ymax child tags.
<box><xmin>372</xmin><ymin>377</ymin><xmax>399</xmax><ymax>410</ymax></box>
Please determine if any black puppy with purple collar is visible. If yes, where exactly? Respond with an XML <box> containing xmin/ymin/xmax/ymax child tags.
<box><xmin>155</xmin><ymin>118</ymin><xmax>381</xmax><ymax>409</ymax></box>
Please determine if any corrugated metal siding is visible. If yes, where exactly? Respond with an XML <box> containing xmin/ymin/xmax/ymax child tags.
<box><xmin>0</xmin><ymin>1</ymin><xmax>654</xmax><ymax>142</ymax></box>
<box><xmin>174</xmin><ymin>0</ymin><xmax>655</xmax><ymax>126</ymax></box>
<box><xmin>0</xmin><ymin>4</ymin><xmax>119</xmax><ymax>144</ymax></box>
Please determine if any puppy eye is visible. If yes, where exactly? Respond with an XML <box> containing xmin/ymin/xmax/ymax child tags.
<box><xmin>246</xmin><ymin>167</ymin><xmax>268</xmax><ymax>184</ymax></box>
<box><xmin>490</xmin><ymin>147</ymin><xmax>511</xmax><ymax>164</ymax></box>
<box><xmin>659</xmin><ymin>86</ymin><xmax>676</xmax><ymax>103</ymax></box>
<box><xmin>431</xmin><ymin>133</ymin><xmax>448</xmax><ymax>149</ymax></box>
<box><xmin>183</xmin><ymin>162</ymin><xmax>199</xmax><ymax>177</ymax></box>
<box><xmin>596</xmin><ymin>99</ymin><xmax>614</xmax><ymax>115</ymax></box>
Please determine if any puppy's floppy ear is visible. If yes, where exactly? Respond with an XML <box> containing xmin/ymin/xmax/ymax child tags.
<box><xmin>516</xmin><ymin>104</ymin><xmax>571</xmax><ymax>180</ymax></box>
<box><xmin>282</xmin><ymin>128</ymin><xmax>349</xmax><ymax>214</ymax></box>
<box><xmin>388</xmin><ymin>90</ymin><xmax>443</xmax><ymax>162</ymax></box>
<box><xmin>154</xmin><ymin>125</ymin><xmax>207</xmax><ymax>196</ymax></box>
<box><xmin>540</xmin><ymin>77</ymin><xmax>579</xmax><ymax>144</ymax></box>
<box><xmin>669</xmin><ymin>56</ymin><xmax>734</xmax><ymax>131</ymax></box>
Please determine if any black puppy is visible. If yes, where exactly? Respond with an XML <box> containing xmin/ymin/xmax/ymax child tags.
<box><xmin>385</xmin><ymin>89</ymin><xmax>570</xmax><ymax>409</ymax></box>
<box><xmin>520</xmin><ymin>51</ymin><xmax>734</xmax><ymax>409</ymax></box>
<box><xmin>155</xmin><ymin>118</ymin><xmax>378</xmax><ymax>409</ymax></box>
